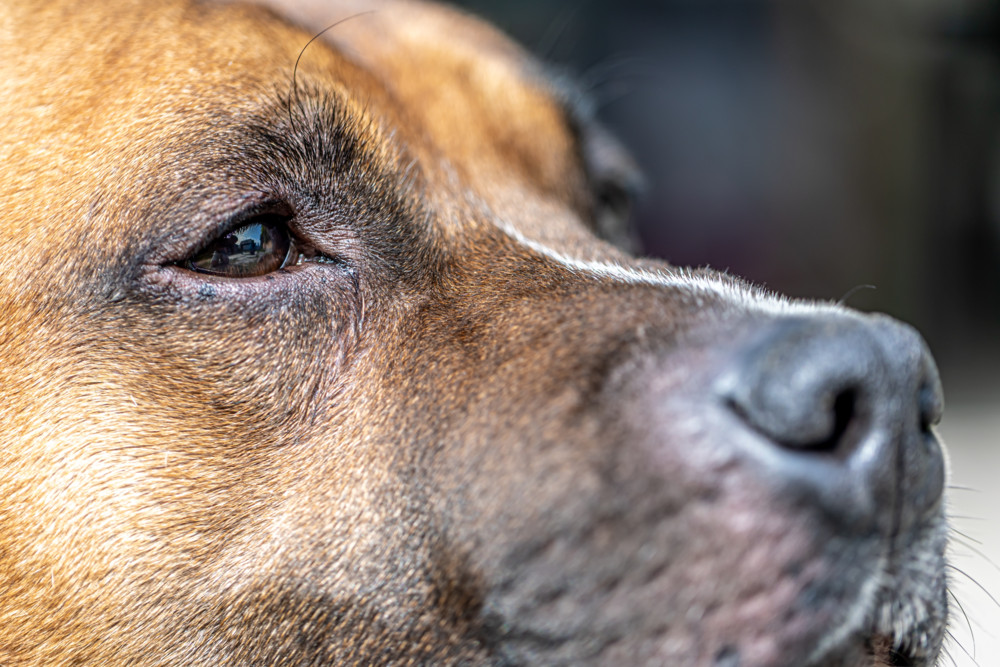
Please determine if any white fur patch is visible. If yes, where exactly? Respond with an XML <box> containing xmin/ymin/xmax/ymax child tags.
<box><xmin>496</xmin><ymin>220</ymin><xmax>839</xmax><ymax>318</ymax></box>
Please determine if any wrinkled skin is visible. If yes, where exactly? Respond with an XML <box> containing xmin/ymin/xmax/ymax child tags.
<box><xmin>0</xmin><ymin>1</ymin><xmax>948</xmax><ymax>665</ymax></box>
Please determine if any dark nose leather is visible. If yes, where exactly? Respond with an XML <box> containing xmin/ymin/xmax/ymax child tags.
<box><xmin>716</xmin><ymin>314</ymin><xmax>945</xmax><ymax>532</ymax></box>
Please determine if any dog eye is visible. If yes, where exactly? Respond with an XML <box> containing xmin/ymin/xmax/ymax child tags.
<box><xmin>594</xmin><ymin>182</ymin><xmax>633</xmax><ymax>240</ymax></box>
<box><xmin>181</xmin><ymin>215</ymin><xmax>297</xmax><ymax>278</ymax></box>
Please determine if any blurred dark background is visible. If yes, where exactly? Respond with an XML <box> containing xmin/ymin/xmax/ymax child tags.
<box><xmin>451</xmin><ymin>0</ymin><xmax>1000</xmax><ymax>395</ymax></box>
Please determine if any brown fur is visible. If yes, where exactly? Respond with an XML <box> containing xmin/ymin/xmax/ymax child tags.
<box><xmin>0</xmin><ymin>1</ymin><xmax>948</xmax><ymax>665</ymax></box>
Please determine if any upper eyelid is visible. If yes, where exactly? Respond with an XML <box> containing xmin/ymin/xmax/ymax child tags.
<box><xmin>118</xmin><ymin>94</ymin><xmax>419</xmax><ymax>271</ymax></box>
<box><xmin>148</xmin><ymin>197</ymin><xmax>296</xmax><ymax>268</ymax></box>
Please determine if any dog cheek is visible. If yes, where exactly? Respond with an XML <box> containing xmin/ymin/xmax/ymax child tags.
<box><xmin>390</xmin><ymin>332</ymin><xmax>866</xmax><ymax>664</ymax></box>
<box><xmin>130</xmin><ymin>273</ymin><xmax>363</xmax><ymax>422</ymax></box>
<box><xmin>0</xmin><ymin>283</ymin><xmax>365</xmax><ymax>653</ymax></box>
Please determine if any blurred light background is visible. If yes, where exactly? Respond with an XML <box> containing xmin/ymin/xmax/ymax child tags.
<box><xmin>451</xmin><ymin>1</ymin><xmax>1000</xmax><ymax>663</ymax></box>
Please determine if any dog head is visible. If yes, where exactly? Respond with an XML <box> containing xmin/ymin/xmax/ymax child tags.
<box><xmin>0</xmin><ymin>0</ymin><xmax>948</xmax><ymax>664</ymax></box>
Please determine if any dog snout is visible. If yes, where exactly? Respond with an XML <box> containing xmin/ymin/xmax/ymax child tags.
<box><xmin>716</xmin><ymin>314</ymin><xmax>946</xmax><ymax>532</ymax></box>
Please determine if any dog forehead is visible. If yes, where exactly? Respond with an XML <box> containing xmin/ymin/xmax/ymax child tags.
<box><xmin>262</xmin><ymin>0</ymin><xmax>584</xmax><ymax>192</ymax></box>
<box><xmin>254</xmin><ymin>0</ymin><xmax>593</xmax><ymax>235</ymax></box>
<box><xmin>0</xmin><ymin>0</ymin><xmax>593</xmax><ymax>262</ymax></box>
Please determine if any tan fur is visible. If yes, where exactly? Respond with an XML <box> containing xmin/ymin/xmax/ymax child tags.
<box><xmin>0</xmin><ymin>1</ymin><xmax>948</xmax><ymax>665</ymax></box>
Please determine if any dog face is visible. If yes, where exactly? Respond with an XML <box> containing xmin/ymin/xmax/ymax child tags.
<box><xmin>0</xmin><ymin>0</ymin><xmax>948</xmax><ymax>665</ymax></box>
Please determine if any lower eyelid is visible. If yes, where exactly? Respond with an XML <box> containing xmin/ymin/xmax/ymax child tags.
<box><xmin>293</xmin><ymin>253</ymin><xmax>344</xmax><ymax>266</ymax></box>
<box><xmin>146</xmin><ymin>259</ymin><xmax>352</xmax><ymax>299</ymax></box>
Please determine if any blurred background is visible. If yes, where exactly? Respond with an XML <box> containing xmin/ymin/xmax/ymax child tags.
<box><xmin>451</xmin><ymin>0</ymin><xmax>999</xmax><ymax>663</ymax></box>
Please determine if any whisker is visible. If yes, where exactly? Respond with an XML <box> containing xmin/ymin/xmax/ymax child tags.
<box><xmin>949</xmin><ymin>534</ymin><xmax>1000</xmax><ymax>573</ymax></box>
<box><xmin>535</xmin><ymin>3</ymin><xmax>582</xmax><ymax>61</ymax></box>
<box><xmin>947</xmin><ymin>563</ymin><xmax>1000</xmax><ymax>610</ymax></box>
<box><xmin>950</xmin><ymin>527</ymin><xmax>984</xmax><ymax>547</ymax></box>
<box><xmin>945</xmin><ymin>628</ymin><xmax>979</xmax><ymax>666</ymax></box>
<box><xmin>288</xmin><ymin>12</ymin><xmax>375</xmax><ymax>131</ymax></box>
<box><xmin>947</xmin><ymin>587</ymin><xmax>976</xmax><ymax>658</ymax></box>
<box><xmin>837</xmin><ymin>284</ymin><xmax>876</xmax><ymax>306</ymax></box>
<box><xmin>579</xmin><ymin>55</ymin><xmax>651</xmax><ymax>89</ymax></box>
<box><xmin>941</xmin><ymin>642</ymin><xmax>959</xmax><ymax>667</ymax></box>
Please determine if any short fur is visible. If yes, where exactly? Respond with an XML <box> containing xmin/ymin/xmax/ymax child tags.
<box><xmin>0</xmin><ymin>1</ymin><xmax>948</xmax><ymax>665</ymax></box>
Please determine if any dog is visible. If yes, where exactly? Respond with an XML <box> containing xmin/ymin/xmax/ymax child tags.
<box><xmin>0</xmin><ymin>0</ymin><xmax>950</xmax><ymax>664</ymax></box>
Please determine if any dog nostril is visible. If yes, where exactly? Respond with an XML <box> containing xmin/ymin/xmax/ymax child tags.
<box><xmin>713</xmin><ymin>646</ymin><xmax>740</xmax><ymax>667</ymax></box>
<box><xmin>725</xmin><ymin>384</ymin><xmax>862</xmax><ymax>457</ymax></box>
<box><xmin>811</xmin><ymin>388</ymin><xmax>857</xmax><ymax>453</ymax></box>
<box><xmin>918</xmin><ymin>381</ymin><xmax>942</xmax><ymax>433</ymax></box>
<box><xmin>717</xmin><ymin>318</ymin><xmax>886</xmax><ymax>460</ymax></box>
<box><xmin>715</xmin><ymin>315</ymin><xmax>946</xmax><ymax>529</ymax></box>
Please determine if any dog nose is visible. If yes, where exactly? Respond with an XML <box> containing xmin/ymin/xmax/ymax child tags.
<box><xmin>716</xmin><ymin>315</ymin><xmax>945</xmax><ymax>531</ymax></box>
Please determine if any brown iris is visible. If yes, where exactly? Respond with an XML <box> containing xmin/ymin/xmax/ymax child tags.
<box><xmin>184</xmin><ymin>216</ymin><xmax>294</xmax><ymax>277</ymax></box>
